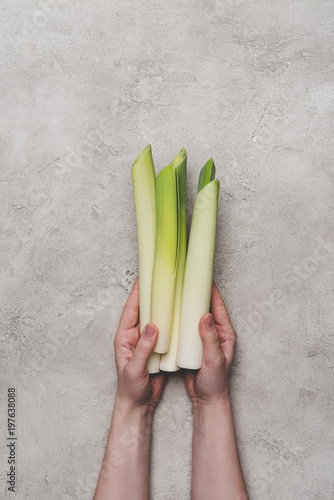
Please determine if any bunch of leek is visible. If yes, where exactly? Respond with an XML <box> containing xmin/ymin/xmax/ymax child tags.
<box><xmin>132</xmin><ymin>146</ymin><xmax>219</xmax><ymax>373</ymax></box>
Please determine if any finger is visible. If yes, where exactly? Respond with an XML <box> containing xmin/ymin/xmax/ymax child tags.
<box><xmin>150</xmin><ymin>372</ymin><xmax>166</xmax><ymax>402</ymax></box>
<box><xmin>211</xmin><ymin>280</ymin><xmax>236</xmax><ymax>339</ymax></box>
<box><xmin>211</xmin><ymin>281</ymin><xmax>237</xmax><ymax>364</ymax></box>
<box><xmin>199</xmin><ymin>313</ymin><xmax>224</xmax><ymax>365</ymax></box>
<box><xmin>119</xmin><ymin>276</ymin><xmax>139</xmax><ymax>331</ymax></box>
<box><xmin>183</xmin><ymin>370</ymin><xmax>195</xmax><ymax>395</ymax></box>
<box><xmin>114</xmin><ymin>326</ymin><xmax>140</xmax><ymax>367</ymax></box>
<box><xmin>127</xmin><ymin>323</ymin><xmax>158</xmax><ymax>375</ymax></box>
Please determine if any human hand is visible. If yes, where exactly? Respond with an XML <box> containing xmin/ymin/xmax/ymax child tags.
<box><xmin>184</xmin><ymin>280</ymin><xmax>237</xmax><ymax>405</ymax></box>
<box><xmin>114</xmin><ymin>277</ymin><xmax>165</xmax><ymax>410</ymax></box>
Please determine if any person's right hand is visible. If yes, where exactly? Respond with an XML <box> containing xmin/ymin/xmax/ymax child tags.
<box><xmin>114</xmin><ymin>277</ymin><xmax>165</xmax><ymax>410</ymax></box>
<box><xmin>184</xmin><ymin>280</ymin><xmax>237</xmax><ymax>405</ymax></box>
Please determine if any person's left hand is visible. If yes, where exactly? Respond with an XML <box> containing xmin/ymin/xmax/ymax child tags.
<box><xmin>184</xmin><ymin>280</ymin><xmax>237</xmax><ymax>406</ymax></box>
<box><xmin>114</xmin><ymin>277</ymin><xmax>165</xmax><ymax>409</ymax></box>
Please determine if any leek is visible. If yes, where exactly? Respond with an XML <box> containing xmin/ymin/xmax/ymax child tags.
<box><xmin>197</xmin><ymin>157</ymin><xmax>215</xmax><ymax>192</ymax></box>
<box><xmin>151</xmin><ymin>163</ymin><xmax>178</xmax><ymax>353</ymax></box>
<box><xmin>177</xmin><ymin>160</ymin><xmax>220</xmax><ymax>369</ymax></box>
<box><xmin>160</xmin><ymin>148</ymin><xmax>187</xmax><ymax>371</ymax></box>
<box><xmin>132</xmin><ymin>145</ymin><xmax>160</xmax><ymax>373</ymax></box>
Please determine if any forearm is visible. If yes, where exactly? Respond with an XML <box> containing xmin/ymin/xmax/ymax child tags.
<box><xmin>94</xmin><ymin>396</ymin><xmax>153</xmax><ymax>500</ymax></box>
<box><xmin>191</xmin><ymin>397</ymin><xmax>248</xmax><ymax>500</ymax></box>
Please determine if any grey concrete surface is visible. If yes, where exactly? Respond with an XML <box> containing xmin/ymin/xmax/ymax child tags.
<box><xmin>1</xmin><ymin>0</ymin><xmax>334</xmax><ymax>499</ymax></box>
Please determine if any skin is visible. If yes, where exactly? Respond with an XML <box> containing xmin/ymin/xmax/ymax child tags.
<box><xmin>186</xmin><ymin>280</ymin><xmax>249</xmax><ymax>500</ymax></box>
<box><xmin>94</xmin><ymin>278</ymin><xmax>248</xmax><ymax>500</ymax></box>
<box><xmin>93</xmin><ymin>277</ymin><xmax>164</xmax><ymax>500</ymax></box>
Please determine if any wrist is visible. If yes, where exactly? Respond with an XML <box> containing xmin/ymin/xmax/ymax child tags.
<box><xmin>114</xmin><ymin>393</ymin><xmax>155</xmax><ymax>419</ymax></box>
<box><xmin>192</xmin><ymin>393</ymin><xmax>232</xmax><ymax>413</ymax></box>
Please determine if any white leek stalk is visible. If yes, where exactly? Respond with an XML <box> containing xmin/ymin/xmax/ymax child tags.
<box><xmin>177</xmin><ymin>159</ymin><xmax>220</xmax><ymax>369</ymax></box>
<box><xmin>151</xmin><ymin>163</ymin><xmax>178</xmax><ymax>353</ymax></box>
<box><xmin>132</xmin><ymin>145</ymin><xmax>160</xmax><ymax>373</ymax></box>
<box><xmin>160</xmin><ymin>148</ymin><xmax>187</xmax><ymax>371</ymax></box>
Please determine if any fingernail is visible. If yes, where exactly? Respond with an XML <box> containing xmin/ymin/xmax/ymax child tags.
<box><xmin>144</xmin><ymin>324</ymin><xmax>155</xmax><ymax>338</ymax></box>
<box><xmin>204</xmin><ymin>314</ymin><xmax>214</xmax><ymax>329</ymax></box>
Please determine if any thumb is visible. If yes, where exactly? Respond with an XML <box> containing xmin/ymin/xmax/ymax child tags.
<box><xmin>128</xmin><ymin>323</ymin><xmax>158</xmax><ymax>374</ymax></box>
<box><xmin>199</xmin><ymin>313</ymin><xmax>223</xmax><ymax>364</ymax></box>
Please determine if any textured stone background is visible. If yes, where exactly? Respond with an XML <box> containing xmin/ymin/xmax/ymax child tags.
<box><xmin>1</xmin><ymin>0</ymin><xmax>334</xmax><ymax>499</ymax></box>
